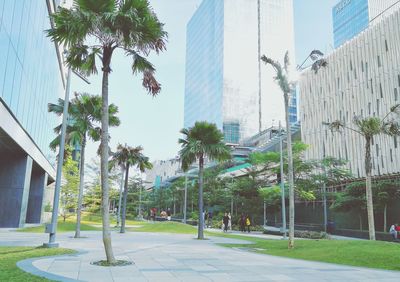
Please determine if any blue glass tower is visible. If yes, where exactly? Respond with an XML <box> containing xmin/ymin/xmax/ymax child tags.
<box><xmin>333</xmin><ymin>0</ymin><xmax>369</xmax><ymax>48</ymax></box>
<box><xmin>0</xmin><ymin>0</ymin><xmax>63</xmax><ymax>227</ymax></box>
<box><xmin>184</xmin><ymin>0</ymin><xmax>224</xmax><ymax>131</ymax></box>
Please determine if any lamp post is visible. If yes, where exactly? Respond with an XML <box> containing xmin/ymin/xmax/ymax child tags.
<box><xmin>183</xmin><ymin>173</ymin><xmax>188</xmax><ymax>224</ymax></box>
<box><xmin>279</xmin><ymin>121</ymin><xmax>287</xmax><ymax>239</ymax></box>
<box><xmin>116</xmin><ymin>166</ymin><xmax>124</xmax><ymax>227</ymax></box>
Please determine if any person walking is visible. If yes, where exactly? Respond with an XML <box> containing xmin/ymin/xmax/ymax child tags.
<box><xmin>223</xmin><ymin>212</ymin><xmax>229</xmax><ymax>233</ymax></box>
<box><xmin>240</xmin><ymin>213</ymin><xmax>246</xmax><ymax>232</ymax></box>
<box><xmin>389</xmin><ymin>224</ymin><xmax>397</xmax><ymax>240</ymax></box>
<box><xmin>245</xmin><ymin>215</ymin><xmax>251</xmax><ymax>233</ymax></box>
<box><xmin>207</xmin><ymin>211</ymin><xmax>213</xmax><ymax>228</ymax></box>
<box><xmin>228</xmin><ymin>212</ymin><xmax>232</xmax><ymax>231</ymax></box>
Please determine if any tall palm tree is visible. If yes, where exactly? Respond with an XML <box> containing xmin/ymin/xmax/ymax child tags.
<box><xmin>261</xmin><ymin>52</ymin><xmax>296</xmax><ymax>248</ymax></box>
<box><xmin>48</xmin><ymin>93</ymin><xmax>120</xmax><ymax>239</ymax></box>
<box><xmin>47</xmin><ymin>0</ymin><xmax>167</xmax><ymax>263</ymax></box>
<box><xmin>178</xmin><ymin>121</ymin><xmax>231</xmax><ymax>239</ymax></box>
<box><xmin>110</xmin><ymin>144</ymin><xmax>152</xmax><ymax>233</ymax></box>
<box><xmin>326</xmin><ymin>104</ymin><xmax>400</xmax><ymax>240</ymax></box>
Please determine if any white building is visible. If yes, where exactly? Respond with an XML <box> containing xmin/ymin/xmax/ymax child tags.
<box><xmin>300</xmin><ymin>6</ymin><xmax>400</xmax><ymax>178</ymax></box>
<box><xmin>184</xmin><ymin>0</ymin><xmax>296</xmax><ymax>144</ymax></box>
<box><xmin>144</xmin><ymin>158</ymin><xmax>182</xmax><ymax>189</ymax></box>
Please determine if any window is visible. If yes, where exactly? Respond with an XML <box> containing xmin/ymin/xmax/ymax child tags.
<box><xmin>370</xmin><ymin>79</ymin><xmax>373</xmax><ymax>93</ymax></box>
<box><xmin>368</xmin><ymin>102</ymin><xmax>371</xmax><ymax>115</ymax></box>
<box><xmin>395</xmin><ymin>88</ymin><xmax>398</xmax><ymax>101</ymax></box>
<box><xmin>395</xmin><ymin>136</ymin><xmax>398</xmax><ymax>149</ymax></box>
<box><xmin>377</xmin><ymin>99</ymin><xmax>380</xmax><ymax>115</ymax></box>
<box><xmin>379</xmin><ymin>83</ymin><xmax>383</xmax><ymax>98</ymax></box>
<box><xmin>377</xmin><ymin>55</ymin><xmax>381</xmax><ymax>67</ymax></box>
<box><xmin>385</xmin><ymin>40</ymin><xmax>388</xmax><ymax>52</ymax></box>
<box><xmin>398</xmin><ymin>75</ymin><xmax>400</xmax><ymax>87</ymax></box>
<box><xmin>350</xmin><ymin>60</ymin><xmax>353</xmax><ymax>71</ymax></box>
<box><xmin>376</xmin><ymin>144</ymin><xmax>379</xmax><ymax>157</ymax></box>
<box><xmin>361</xmin><ymin>61</ymin><xmax>364</xmax><ymax>72</ymax></box>
<box><xmin>390</xmin><ymin>149</ymin><xmax>393</xmax><ymax>162</ymax></box>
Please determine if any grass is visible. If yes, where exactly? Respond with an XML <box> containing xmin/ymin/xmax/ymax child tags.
<box><xmin>128</xmin><ymin>221</ymin><xmax>198</xmax><ymax>234</ymax></box>
<box><xmin>219</xmin><ymin>237</ymin><xmax>400</xmax><ymax>271</ymax></box>
<box><xmin>18</xmin><ymin>221</ymin><xmax>101</xmax><ymax>233</ymax></box>
<box><xmin>0</xmin><ymin>246</ymin><xmax>75</xmax><ymax>281</ymax></box>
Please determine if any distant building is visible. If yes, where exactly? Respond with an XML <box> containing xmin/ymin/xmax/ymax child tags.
<box><xmin>333</xmin><ymin>0</ymin><xmax>400</xmax><ymax>48</ymax></box>
<box><xmin>184</xmin><ymin>0</ymin><xmax>296</xmax><ymax>144</ymax></box>
<box><xmin>301</xmin><ymin>6</ymin><xmax>400</xmax><ymax>177</ymax></box>
<box><xmin>144</xmin><ymin>158</ymin><xmax>182</xmax><ymax>190</ymax></box>
<box><xmin>0</xmin><ymin>1</ymin><xmax>67</xmax><ymax>227</ymax></box>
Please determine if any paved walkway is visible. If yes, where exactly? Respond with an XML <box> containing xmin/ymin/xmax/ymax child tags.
<box><xmin>0</xmin><ymin>230</ymin><xmax>399</xmax><ymax>282</ymax></box>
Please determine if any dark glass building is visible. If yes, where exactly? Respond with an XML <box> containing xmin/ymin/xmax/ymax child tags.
<box><xmin>0</xmin><ymin>0</ymin><xmax>64</xmax><ymax>227</ymax></box>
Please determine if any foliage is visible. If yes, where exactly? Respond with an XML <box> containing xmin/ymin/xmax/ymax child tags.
<box><xmin>0</xmin><ymin>247</ymin><xmax>74</xmax><ymax>282</ymax></box>
<box><xmin>179</xmin><ymin>121</ymin><xmax>232</xmax><ymax>171</ymax></box>
<box><xmin>60</xmin><ymin>155</ymin><xmax>79</xmax><ymax>221</ymax></box>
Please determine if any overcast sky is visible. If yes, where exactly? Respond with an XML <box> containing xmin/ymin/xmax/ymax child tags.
<box><xmin>70</xmin><ymin>0</ymin><xmax>339</xmax><ymax>164</ymax></box>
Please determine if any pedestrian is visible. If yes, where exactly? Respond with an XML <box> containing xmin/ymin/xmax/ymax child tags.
<box><xmin>228</xmin><ymin>212</ymin><xmax>232</xmax><ymax>231</ymax></box>
<box><xmin>240</xmin><ymin>213</ymin><xmax>246</xmax><ymax>232</ymax></box>
<box><xmin>245</xmin><ymin>215</ymin><xmax>251</xmax><ymax>233</ymax></box>
<box><xmin>207</xmin><ymin>211</ymin><xmax>213</xmax><ymax>228</ymax></box>
<box><xmin>150</xmin><ymin>208</ymin><xmax>156</xmax><ymax>222</ymax></box>
<box><xmin>389</xmin><ymin>224</ymin><xmax>398</xmax><ymax>240</ymax></box>
<box><xmin>223</xmin><ymin>212</ymin><xmax>229</xmax><ymax>232</ymax></box>
<box><xmin>167</xmin><ymin>208</ymin><xmax>171</xmax><ymax>221</ymax></box>
<box><xmin>204</xmin><ymin>211</ymin><xmax>208</xmax><ymax>228</ymax></box>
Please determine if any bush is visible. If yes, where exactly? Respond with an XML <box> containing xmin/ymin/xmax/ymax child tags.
<box><xmin>44</xmin><ymin>202</ymin><xmax>52</xmax><ymax>212</ymax></box>
<box><xmin>296</xmin><ymin>230</ymin><xmax>330</xmax><ymax>239</ymax></box>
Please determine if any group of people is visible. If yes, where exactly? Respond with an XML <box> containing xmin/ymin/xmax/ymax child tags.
<box><xmin>222</xmin><ymin>212</ymin><xmax>232</xmax><ymax>232</ymax></box>
<box><xmin>149</xmin><ymin>207</ymin><xmax>172</xmax><ymax>222</ymax></box>
<box><xmin>389</xmin><ymin>223</ymin><xmax>400</xmax><ymax>240</ymax></box>
<box><xmin>239</xmin><ymin>214</ymin><xmax>251</xmax><ymax>233</ymax></box>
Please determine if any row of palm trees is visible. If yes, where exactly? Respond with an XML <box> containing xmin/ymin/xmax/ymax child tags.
<box><xmin>47</xmin><ymin>0</ymin><xmax>167</xmax><ymax>264</ymax></box>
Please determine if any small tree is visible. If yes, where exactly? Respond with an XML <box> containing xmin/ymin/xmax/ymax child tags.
<box><xmin>60</xmin><ymin>155</ymin><xmax>79</xmax><ymax>222</ymax></box>
<box><xmin>326</xmin><ymin>104</ymin><xmax>400</xmax><ymax>240</ymax></box>
<box><xmin>179</xmin><ymin>121</ymin><xmax>231</xmax><ymax>239</ymax></box>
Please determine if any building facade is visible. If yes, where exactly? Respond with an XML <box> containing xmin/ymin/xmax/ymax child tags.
<box><xmin>333</xmin><ymin>0</ymin><xmax>400</xmax><ymax>48</ymax></box>
<box><xmin>184</xmin><ymin>0</ymin><xmax>296</xmax><ymax>144</ymax></box>
<box><xmin>0</xmin><ymin>0</ymin><xmax>65</xmax><ymax>227</ymax></box>
<box><xmin>144</xmin><ymin>158</ymin><xmax>182</xmax><ymax>190</ymax></box>
<box><xmin>300</xmin><ymin>6</ymin><xmax>400</xmax><ymax>178</ymax></box>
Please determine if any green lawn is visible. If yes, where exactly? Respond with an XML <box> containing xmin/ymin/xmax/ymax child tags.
<box><xmin>219</xmin><ymin>237</ymin><xmax>400</xmax><ymax>271</ymax></box>
<box><xmin>0</xmin><ymin>246</ymin><xmax>75</xmax><ymax>281</ymax></box>
<box><xmin>18</xmin><ymin>221</ymin><xmax>101</xmax><ymax>233</ymax></box>
<box><xmin>128</xmin><ymin>221</ymin><xmax>198</xmax><ymax>234</ymax></box>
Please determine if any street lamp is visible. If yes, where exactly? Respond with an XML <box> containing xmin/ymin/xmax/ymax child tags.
<box><xmin>279</xmin><ymin>121</ymin><xmax>287</xmax><ymax>239</ymax></box>
<box><xmin>44</xmin><ymin>52</ymin><xmax>90</xmax><ymax>248</ymax></box>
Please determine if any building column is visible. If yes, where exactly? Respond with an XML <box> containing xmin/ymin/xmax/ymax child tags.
<box><xmin>26</xmin><ymin>167</ymin><xmax>48</xmax><ymax>224</ymax></box>
<box><xmin>0</xmin><ymin>154</ymin><xmax>32</xmax><ymax>228</ymax></box>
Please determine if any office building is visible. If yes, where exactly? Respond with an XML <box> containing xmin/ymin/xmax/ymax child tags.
<box><xmin>333</xmin><ymin>0</ymin><xmax>400</xmax><ymax>48</ymax></box>
<box><xmin>300</xmin><ymin>6</ymin><xmax>400</xmax><ymax>178</ymax></box>
<box><xmin>0</xmin><ymin>0</ymin><xmax>66</xmax><ymax>227</ymax></box>
<box><xmin>184</xmin><ymin>0</ymin><xmax>296</xmax><ymax>144</ymax></box>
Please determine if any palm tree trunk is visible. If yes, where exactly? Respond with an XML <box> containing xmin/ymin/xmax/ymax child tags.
<box><xmin>383</xmin><ymin>204</ymin><xmax>387</xmax><ymax>232</ymax></box>
<box><xmin>75</xmin><ymin>136</ymin><xmax>86</xmax><ymax>238</ymax></box>
<box><xmin>198</xmin><ymin>156</ymin><xmax>205</xmax><ymax>239</ymax></box>
<box><xmin>284</xmin><ymin>92</ymin><xmax>295</xmax><ymax>249</ymax></box>
<box><xmin>100</xmin><ymin>48</ymin><xmax>116</xmax><ymax>263</ymax></box>
<box><xmin>364</xmin><ymin>136</ymin><xmax>376</xmax><ymax>240</ymax></box>
<box><xmin>120</xmin><ymin>164</ymin><xmax>130</xmax><ymax>233</ymax></box>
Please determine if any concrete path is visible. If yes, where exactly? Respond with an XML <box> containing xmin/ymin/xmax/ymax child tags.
<box><xmin>1</xmin><ymin>230</ymin><xmax>399</xmax><ymax>282</ymax></box>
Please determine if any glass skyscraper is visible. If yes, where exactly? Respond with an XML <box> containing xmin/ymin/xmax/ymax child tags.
<box><xmin>184</xmin><ymin>0</ymin><xmax>296</xmax><ymax>144</ymax></box>
<box><xmin>333</xmin><ymin>0</ymin><xmax>400</xmax><ymax>48</ymax></box>
<box><xmin>0</xmin><ymin>0</ymin><xmax>64</xmax><ymax>227</ymax></box>
<box><xmin>333</xmin><ymin>0</ymin><xmax>369</xmax><ymax>48</ymax></box>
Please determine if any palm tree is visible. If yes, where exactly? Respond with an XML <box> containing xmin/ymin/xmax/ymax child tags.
<box><xmin>48</xmin><ymin>93</ymin><xmax>120</xmax><ymax>238</ymax></box>
<box><xmin>326</xmin><ymin>104</ymin><xmax>400</xmax><ymax>240</ymax></box>
<box><xmin>47</xmin><ymin>0</ymin><xmax>167</xmax><ymax>263</ymax></box>
<box><xmin>110</xmin><ymin>144</ymin><xmax>152</xmax><ymax>233</ymax></box>
<box><xmin>261</xmin><ymin>52</ymin><xmax>296</xmax><ymax>248</ymax></box>
<box><xmin>178</xmin><ymin>121</ymin><xmax>231</xmax><ymax>239</ymax></box>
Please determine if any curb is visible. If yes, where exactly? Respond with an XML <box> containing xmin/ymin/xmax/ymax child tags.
<box><xmin>17</xmin><ymin>250</ymin><xmax>87</xmax><ymax>282</ymax></box>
